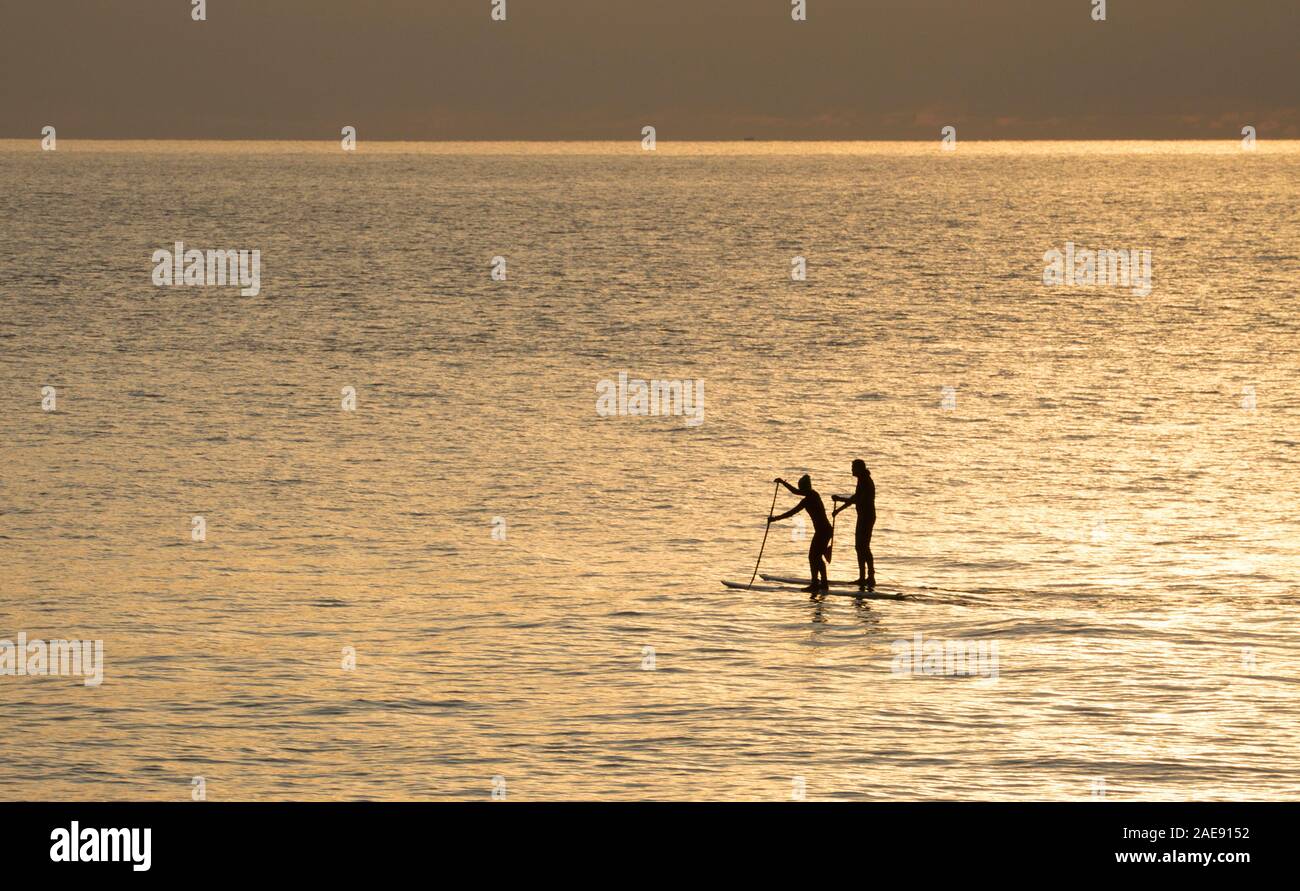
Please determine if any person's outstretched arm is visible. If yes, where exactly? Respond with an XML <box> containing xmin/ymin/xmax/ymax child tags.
<box><xmin>775</xmin><ymin>477</ymin><xmax>802</xmax><ymax>496</ymax></box>
<box><xmin>769</xmin><ymin>499</ymin><xmax>807</xmax><ymax>524</ymax></box>
<box><xmin>831</xmin><ymin>492</ymin><xmax>857</xmax><ymax>516</ymax></box>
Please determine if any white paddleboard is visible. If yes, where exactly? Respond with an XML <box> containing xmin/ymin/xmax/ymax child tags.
<box><xmin>762</xmin><ymin>574</ymin><xmax>881</xmax><ymax>589</ymax></box>
<box><xmin>721</xmin><ymin>580</ymin><xmax>905</xmax><ymax>600</ymax></box>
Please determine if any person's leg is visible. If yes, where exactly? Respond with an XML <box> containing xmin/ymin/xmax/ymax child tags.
<box><xmin>806</xmin><ymin>533</ymin><xmax>829</xmax><ymax>593</ymax></box>
<box><xmin>854</xmin><ymin>525</ymin><xmax>868</xmax><ymax>585</ymax></box>
<box><xmin>817</xmin><ymin>543</ymin><xmax>829</xmax><ymax>588</ymax></box>
<box><xmin>865</xmin><ymin>518</ymin><xmax>876</xmax><ymax>589</ymax></box>
<box><xmin>804</xmin><ymin>537</ymin><xmax>821</xmax><ymax>593</ymax></box>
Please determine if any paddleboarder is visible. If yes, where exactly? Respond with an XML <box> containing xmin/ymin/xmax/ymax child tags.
<box><xmin>831</xmin><ymin>459</ymin><xmax>875</xmax><ymax>590</ymax></box>
<box><xmin>768</xmin><ymin>475</ymin><xmax>832</xmax><ymax>594</ymax></box>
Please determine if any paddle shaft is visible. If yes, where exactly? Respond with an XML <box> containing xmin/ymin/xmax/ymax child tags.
<box><xmin>748</xmin><ymin>481</ymin><xmax>781</xmax><ymax>589</ymax></box>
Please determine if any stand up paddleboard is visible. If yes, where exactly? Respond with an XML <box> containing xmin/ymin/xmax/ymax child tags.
<box><xmin>761</xmin><ymin>574</ymin><xmax>883</xmax><ymax>589</ymax></box>
<box><xmin>721</xmin><ymin>580</ymin><xmax>906</xmax><ymax>600</ymax></box>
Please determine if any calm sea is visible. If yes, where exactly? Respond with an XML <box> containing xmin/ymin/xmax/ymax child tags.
<box><xmin>2</xmin><ymin>140</ymin><xmax>1298</xmax><ymax>800</ymax></box>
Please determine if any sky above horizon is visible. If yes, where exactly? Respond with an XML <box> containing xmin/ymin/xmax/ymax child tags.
<box><xmin>2</xmin><ymin>0</ymin><xmax>1297</xmax><ymax>140</ymax></box>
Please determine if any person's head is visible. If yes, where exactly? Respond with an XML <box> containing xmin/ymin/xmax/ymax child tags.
<box><xmin>852</xmin><ymin>459</ymin><xmax>869</xmax><ymax>478</ymax></box>
<box><xmin>797</xmin><ymin>474</ymin><xmax>812</xmax><ymax>494</ymax></box>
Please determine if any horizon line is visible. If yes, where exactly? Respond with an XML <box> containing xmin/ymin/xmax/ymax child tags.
<box><xmin>4</xmin><ymin>136</ymin><xmax>1293</xmax><ymax>143</ymax></box>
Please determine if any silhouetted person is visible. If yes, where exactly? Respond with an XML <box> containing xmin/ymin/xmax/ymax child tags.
<box><xmin>769</xmin><ymin>475</ymin><xmax>831</xmax><ymax>594</ymax></box>
<box><xmin>832</xmin><ymin>459</ymin><xmax>875</xmax><ymax>589</ymax></box>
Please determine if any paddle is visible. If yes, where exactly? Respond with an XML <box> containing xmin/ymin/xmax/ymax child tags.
<box><xmin>748</xmin><ymin>480</ymin><xmax>781</xmax><ymax>589</ymax></box>
<box><xmin>826</xmin><ymin>510</ymin><xmax>835</xmax><ymax>563</ymax></box>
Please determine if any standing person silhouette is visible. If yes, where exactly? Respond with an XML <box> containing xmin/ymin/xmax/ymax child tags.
<box><xmin>769</xmin><ymin>475</ymin><xmax>832</xmax><ymax>595</ymax></box>
<box><xmin>832</xmin><ymin>459</ymin><xmax>876</xmax><ymax>590</ymax></box>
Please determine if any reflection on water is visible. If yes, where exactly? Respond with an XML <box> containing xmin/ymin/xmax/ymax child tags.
<box><xmin>2</xmin><ymin>141</ymin><xmax>1298</xmax><ymax>800</ymax></box>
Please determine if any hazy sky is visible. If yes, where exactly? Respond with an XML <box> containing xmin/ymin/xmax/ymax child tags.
<box><xmin>2</xmin><ymin>0</ymin><xmax>1297</xmax><ymax>139</ymax></box>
